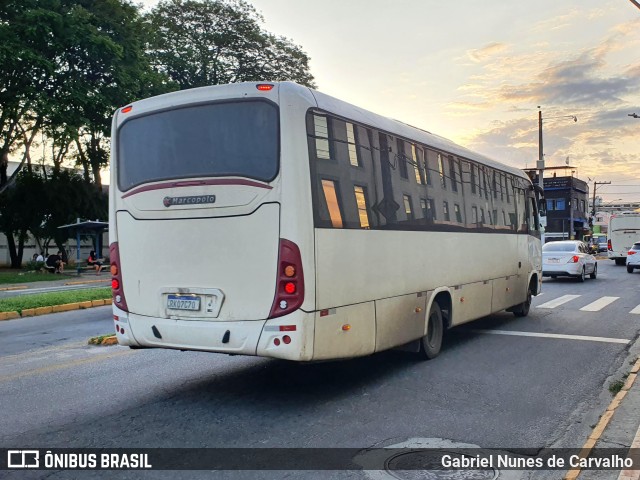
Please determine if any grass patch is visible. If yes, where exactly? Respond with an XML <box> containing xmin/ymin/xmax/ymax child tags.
<box><xmin>609</xmin><ymin>379</ymin><xmax>625</xmax><ymax>396</ymax></box>
<box><xmin>0</xmin><ymin>287</ymin><xmax>111</xmax><ymax>313</ymax></box>
<box><xmin>0</xmin><ymin>271</ymin><xmax>60</xmax><ymax>285</ymax></box>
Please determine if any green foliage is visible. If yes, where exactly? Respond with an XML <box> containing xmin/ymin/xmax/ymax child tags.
<box><xmin>88</xmin><ymin>333</ymin><xmax>116</xmax><ymax>345</ymax></box>
<box><xmin>146</xmin><ymin>0</ymin><xmax>315</xmax><ymax>89</ymax></box>
<box><xmin>37</xmin><ymin>169</ymin><xmax>108</xmax><ymax>249</ymax></box>
<box><xmin>42</xmin><ymin>0</ymin><xmax>176</xmax><ymax>185</ymax></box>
<box><xmin>0</xmin><ymin>0</ymin><xmax>58</xmax><ymax>178</ymax></box>
<box><xmin>0</xmin><ymin>287</ymin><xmax>111</xmax><ymax>313</ymax></box>
<box><xmin>609</xmin><ymin>379</ymin><xmax>624</xmax><ymax>396</ymax></box>
<box><xmin>0</xmin><ymin>168</ymin><xmax>107</xmax><ymax>267</ymax></box>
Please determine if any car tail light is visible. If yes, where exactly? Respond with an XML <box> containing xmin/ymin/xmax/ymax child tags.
<box><xmin>608</xmin><ymin>239</ymin><xmax>612</xmax><ymax>251</ymax></box>
<box><xmin>568</xmin><ymin>255</ymin><xmax>579</xmax><ymax>263</ymax></box>
<box><xmin>269</xmin><ymin>239</ymin><xmax>304</xmax><ymax>319</ymax></box>
<box><xmin>109</xmin><ymin>242</ymin><xmax>129</xmax><ymax>312</ymax></box>
<box><xmin>629</xmin><ymin>250</ymin><xmax>637</xmax><ymax>255</ymax></box>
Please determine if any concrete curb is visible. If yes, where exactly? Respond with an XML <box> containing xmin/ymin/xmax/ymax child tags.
<box><xmin>0</xmin><ymin>285</ymin><xmax>28</xmax><ymax>292</ymax></box>
<box><xmin>64</xmin><ymin>279</ymin><xmax>109</xmax><ymax>286</ymax></box>
<box><xmin>0</xmin><ymin>298</ymin><xmax>112</xmax><ymax>321</ymax></box>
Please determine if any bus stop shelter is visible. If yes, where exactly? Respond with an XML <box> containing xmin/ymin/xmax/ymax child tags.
<box><xmin>58</xmin><ymin>220</ymin><xmax>109</xmax><ymax>275</ymax></box>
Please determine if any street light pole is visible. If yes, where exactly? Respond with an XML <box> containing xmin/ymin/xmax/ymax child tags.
<box><xmin>569</xmin><ymin>172</ymin><xmax>574</xmax><ymax>239</ymax></box>
<box><xmin>537</xmin><ymin>108</ymin><xmax>544</xmax><ymax>190</ymax></box>
<box><xmin>537</xmin><ymin>108</ymin><xmax>577</xmax><ymax>240</ymax></box>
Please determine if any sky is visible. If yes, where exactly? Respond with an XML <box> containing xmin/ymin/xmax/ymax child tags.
<box><xmin>141</xmin><ymin>0</ymin><xmax>640</xmax><ymax>202</ymax></box>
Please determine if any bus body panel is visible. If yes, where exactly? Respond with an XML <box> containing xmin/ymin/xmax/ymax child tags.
<box><xmin>256</xmin><ymin>311</ymin><xmax>316</xmax><ymax>361</ymax></box>
<box><xmin>312</xmin><ymin>302</ymin><xmax>376</xmax><ymax>360</ymax></box>
<box><xmin>116</xmin><ymin>203</ymin><xmax>280</xmax><ymax>320</ymax></box>
<box><xmin>374</xmin><ymin>293</ymin><xmax>428</xmax><ymax>352</ymax></box>
<box><xmin>273</xmin><ymin>84</ymin><xmax>318</xmax><ymax>314</ymax></box>
<box><xmin>314</xmin><ymin>229</ymin><xmax>520</xmax><ymax>309</ymax></box>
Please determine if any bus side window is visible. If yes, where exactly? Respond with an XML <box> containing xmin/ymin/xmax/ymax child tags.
<box><xmin>320</xmin><ymin>179</ymin><xmax>344</xmax><ymax>228</ymax></box>
<box><xmin>528</xmin><ymin>196</ymin><xmax>540</xmax><ymax>233</ymax></box>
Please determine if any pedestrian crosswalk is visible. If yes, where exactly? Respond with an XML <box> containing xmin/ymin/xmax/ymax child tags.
<box><xmin>535</xmin><ymin>293</ymin><xmax>640</xmax><ymax>314</ymax></box>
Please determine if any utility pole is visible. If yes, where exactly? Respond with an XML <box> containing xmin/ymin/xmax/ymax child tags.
<box><xmin>537</xmin><ymin>108</ymin><xmax>544</xmax><ymax>190</ymax></box>
<box><xmin>569</xmin><ymin>173</ymin><xmax>574</xmax><ymax>239</ymax></box>
<box><xmin>592</xmin><ymin>181</ymin><xmax>611</xmax><ymax>216</ymax></box>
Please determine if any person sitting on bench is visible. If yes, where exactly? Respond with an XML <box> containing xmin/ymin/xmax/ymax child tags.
<box><xmin>87</xmin><ymin>250</ymin><xmax>103</xmax><ymax>274</ymax></box>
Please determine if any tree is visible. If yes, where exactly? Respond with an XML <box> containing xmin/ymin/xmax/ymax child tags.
<box><xmin>0</xmin><ymin>0</ymin><xmax>59</xmax><ymax>189</ymax></box>
<box><xmin>146</xmin><ymin>0</ymin><xmax>315</xmax><ymax>90</ymax></box>
<box><xmin>0</xmin><ymin>170</ymin><xmax>47</xmax><ymax>267</ymax></box>
<box><xmin>44</xmin><ymin>0</ymin><xmax>175</xmax><ymax>187</ymax></box>
<box><xmin>39</xmin><ymin>170</ymin><xmax>108</xmax><ymax>259</ymax></box>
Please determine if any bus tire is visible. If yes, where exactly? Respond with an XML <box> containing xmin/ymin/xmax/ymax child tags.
<box><xmin>419</xmin><ymin>302</ymin><xmax>443</xmax><ymax>360</ymax></box>
<box><xmin>512</xmin><ymin>284</ymin><xmax>532</xmax><ymax>317</ymax></box>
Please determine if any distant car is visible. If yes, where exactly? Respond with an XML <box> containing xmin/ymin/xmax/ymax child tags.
<box><xmin>542</xmin><ymin>240</ymin><xmax>597</xmax><ymax>282</ymax></box>
<box><xmin>626</xmin><ymin>242</ymin><xmax>640</xmax><ymax>273</ymax></box>
<box><xmin>593</xmin><ymin>235</ymin><xmax>608</xmax><ymax>253</ymax></box>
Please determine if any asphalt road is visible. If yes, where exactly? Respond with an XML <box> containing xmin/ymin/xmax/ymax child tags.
<box><xmin>1</xmin><ymin>260</ymin><xmax>640</xmax><ymax>480</ymax></box>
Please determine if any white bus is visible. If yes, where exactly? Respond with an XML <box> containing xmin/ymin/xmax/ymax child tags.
<box><xmin>109</xmin><ymin>82</ymin><xmax>542</xmax><ymax>362</ymax></box>
<box><xmin>608</xmin><ymin>213</ymin><xmax>640</xmax><ymax>265</ymax></box>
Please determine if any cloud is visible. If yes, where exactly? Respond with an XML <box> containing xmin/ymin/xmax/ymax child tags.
<box><xmin>466</xmin><ymin>42</ymin><xmax>509</xmax><ymax>63</ymax></box>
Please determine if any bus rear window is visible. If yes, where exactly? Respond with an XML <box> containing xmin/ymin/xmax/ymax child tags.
<box><xmin>117</xmin><ymin>100</ymin><xmax>279</xmax><ymax>191</ymax></box>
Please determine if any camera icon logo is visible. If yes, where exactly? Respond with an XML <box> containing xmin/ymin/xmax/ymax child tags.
<box><xmin>7</xmin><ymin>450</ymin><xmax>39</xmax><ymax>468</ymax></box>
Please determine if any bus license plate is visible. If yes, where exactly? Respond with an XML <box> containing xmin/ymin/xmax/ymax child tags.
<box><xmin>167</xmin><ymin>295</ymin><xmax>201</xmax><ymax>311</ymax></box>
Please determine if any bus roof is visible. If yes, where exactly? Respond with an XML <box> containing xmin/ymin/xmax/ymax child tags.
<box><xmin>117</xmin><ymin>81</ymin><xmax>530</xmax><ymax>182</ymax></box>
<box><xmin>303</xmin><ymin>84</ymin><xmax>529</xmax><ymax>181</ymax></box>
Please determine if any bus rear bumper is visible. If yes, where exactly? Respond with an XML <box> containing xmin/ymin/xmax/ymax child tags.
<box><xmin>112</xmin><ymin>306</ymin><xmax>314</xmax><ymax>360</ymax></box>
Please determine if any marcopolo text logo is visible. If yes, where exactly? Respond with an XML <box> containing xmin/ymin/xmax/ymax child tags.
<box><xmin>8</xmin><ymin>450</ymin><xmax>39</xmax><ymax>468</ymax></box>
<box><xmin>163</xmin><ymin>195</ymin><xmax>216</xmax><ymax>208</ymax></box>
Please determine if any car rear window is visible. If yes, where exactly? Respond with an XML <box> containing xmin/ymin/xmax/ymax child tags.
<box><xmin>543</xmin><ymin>243</ymin><xmax>577</xmax><ymax>252</ymax></box>
<box><xmin>632</xmin><ymin>243</ymin><xmax>640</xmax><ymax>250</ymax></box>
<box><xmin>117</xmin><ymin>100</ymin><xmax>279</xmax><ymax>191</ymax></box>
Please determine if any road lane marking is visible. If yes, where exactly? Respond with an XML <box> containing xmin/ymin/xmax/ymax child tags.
<box><xmin>630</xmin><ymin>304</ymin><xmax>640</xmax><ymax>315</ymax></box>
<box><xmin>471</xmin><ymin>329</ymin><xmax>629</xmax><ymax>344</ymax></box>
<box><xmin>579</xmin><ymin>296</ymin><xmax>620</xmax><ymax>312</ymax></box>
<box><xmin>536</xmin><ymin>294</ymin><xmax>581</xmax><ymax>309</ymax></box>
<box><xmin>0</xmin><ymin>349</ymin><xmax>133</xmax><ymax>383</ymax></box>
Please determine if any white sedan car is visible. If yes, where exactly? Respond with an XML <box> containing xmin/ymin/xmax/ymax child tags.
<box><xmin>627</xmin><ymin>242</ymin><xmax>640</xmax><ymax>273</ymax></box>
<box><xmin>542</xmin><ymin>240</ymin><xmax>597</xmax><ymax>282</ymax></box>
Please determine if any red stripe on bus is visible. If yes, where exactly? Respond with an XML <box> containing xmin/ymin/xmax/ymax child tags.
<box><xmin>121</xmin><ymin>179</ymin><xmax>273</xmax><ymax>198</ymax></box>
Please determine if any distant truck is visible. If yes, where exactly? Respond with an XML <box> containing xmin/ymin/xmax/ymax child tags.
<box><xmin>607</xmin><ymin>214</ymin><xmax>640</xmax><ymax>265</ymax></box>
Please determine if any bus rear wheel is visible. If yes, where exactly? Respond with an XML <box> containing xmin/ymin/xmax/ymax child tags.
<box><xmin>512</xmin><ymin>284</ymin><xmax>532</xmax><ymax>317</ymax></box>
<box><xmin>419</xmin><ymin>302</ymin><xmax>443</xmax><ymax>360</ymax></box>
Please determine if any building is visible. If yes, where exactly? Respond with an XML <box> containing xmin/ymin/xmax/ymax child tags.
<box><xmin>544</xmin><ymin>175</ymin><xmax>589</xmax><ymax>239</ymax></box>
<box><xmin>525</xmin><ymin>168</ymin><xmax>590</xmax><ymax>241</ymax></box>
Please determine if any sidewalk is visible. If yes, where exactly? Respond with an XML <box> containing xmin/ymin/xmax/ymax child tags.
<box><xmin>573</xmin><ymin>339</ymin><xmax>640</xmax><ymax>480</ymax></box>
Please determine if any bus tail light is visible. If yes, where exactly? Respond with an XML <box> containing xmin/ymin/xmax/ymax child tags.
<box><xmin>268</xmin><ymin>239</ymin><xmax>304</xmax><ymax>319</ymax></box>
<box><xmin>608</xmin><ymin>239</ymin><xmax>612</xmax><ymax>251</ymax></box>
<box><xmin>109</xmin><ymin>242</ymin><xmax>129</xmax><ymax>312</ymax></box>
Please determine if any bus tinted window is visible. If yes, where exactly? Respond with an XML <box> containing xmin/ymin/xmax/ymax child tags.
<box><xmin>117</xmin><ymin>100</ymin><xmax>279</xmax><ymax>191</ymax></box>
